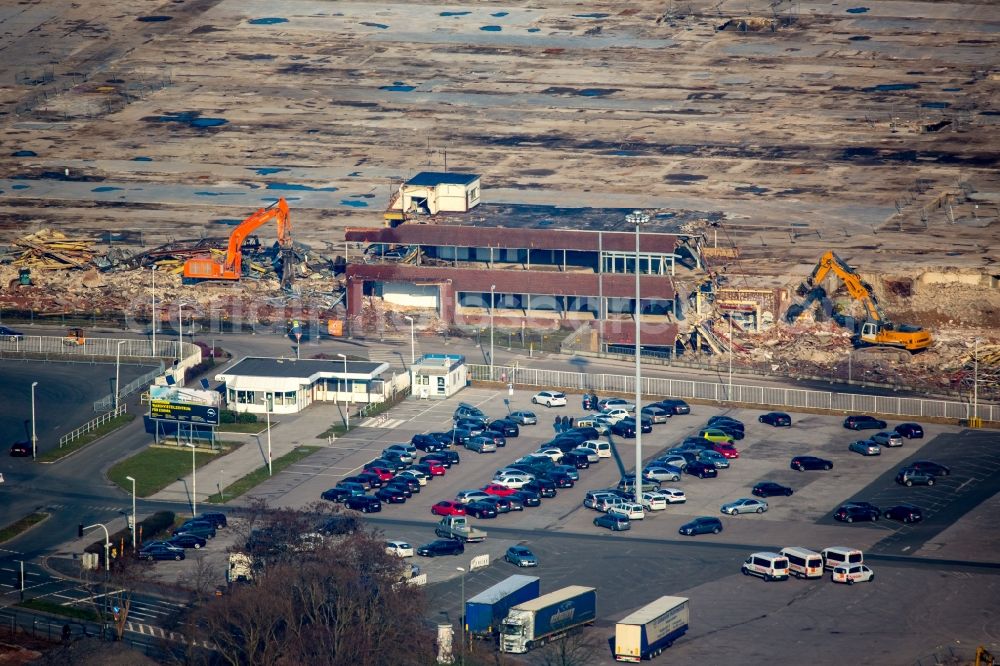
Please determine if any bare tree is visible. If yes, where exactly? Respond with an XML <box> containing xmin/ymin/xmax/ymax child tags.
<box><xmin>534</xmin><ymin>627</ymin><xmax>603</xmax><ymax>666</ymax></box>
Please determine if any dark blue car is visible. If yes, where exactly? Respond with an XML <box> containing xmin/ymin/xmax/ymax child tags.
<box><xmin>138</xmin><ymin>543</ymin><xmax>185</xmax><ymax>561</ymax></box>
<box><xmin>678</xmin><ymin>517</ymin><xmax>722</xmax><ymax>536</ymax></box>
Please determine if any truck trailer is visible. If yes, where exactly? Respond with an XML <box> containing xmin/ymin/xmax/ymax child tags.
<box><xmin>465</xmin><ymin>574</ymin><xmax>541</xmax><ymax>640</ymax></box>
<box><xmin>614</xmin><ymin>596</ymin><xmax>689</xmax><ymax>662</ymax></box>
<box><xmin>500</xmin><ymin>585</ymin><xmax>596</xmax><ymax>654</ymax></box>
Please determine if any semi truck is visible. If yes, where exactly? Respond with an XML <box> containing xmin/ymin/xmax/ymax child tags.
<box><xmin>614</xmin><ymin>596</ymin><xmax>689</xmax><ymax>662</ymax></box>
<box><xmin>500</xmin><ymin>585</ymin><xmax>596</xmax><ymax>654</ymax></box>
<box><xmin>435</xmin><ymin>516</ymin><xmax>487</xmax><ymax>543</ymax></box>
<box><xmin>465</xmin><ymin>575</ymin><xmax>541</xmax><ymax>640</ymax></box>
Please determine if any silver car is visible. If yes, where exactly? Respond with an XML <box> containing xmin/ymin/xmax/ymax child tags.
<box><xmin>849</xmin><ymin>439</ymin><xmax>882</xmax><ymax>456</ymax></box>
<box><xmin>698</xmin><ymin>450</ymin><xmax>730</xmax><ymax>469</ymax></box>
<box><xmin>720</xmin><ymin>498</ymin><xmax>768</xmax><ymax>515</ymax></box>
<box><xmin>871</xmin><ymin>431</ymin><xmax>904</xmax><ymax>448</ymax></box>
<box><xmin>653</xmin><ymin>454</ymin><xmax>688</xmax><ymax>470</ymax></box>
<box><xmin>508</xmin><ymin>410</ymin><xmax>538</xmax><ymax>425</ymax></box>
<box><xmin>642</xmin><ymin>465</ymin><xmax>682</xmax><ymax>482</ymax></box>
<box><xmin>466</xmin><ymin>437</ymin><xmax>497</xmax><ymax>454</ymax></box>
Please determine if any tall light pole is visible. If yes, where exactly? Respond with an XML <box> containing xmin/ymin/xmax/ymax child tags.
<box><xmin>265</xmin><ymin>395</ymin><xmax>273</xmax><ymax>476</ymax></box>
<box><xmin>80</xmin><ymin>523</ymin><xmax>111</xmax><ymax>572</ymax></box>
<box><xmin>30</xmin><ymin>381</ymin><xmax>38</xmax><ymax>460</ymax></box>
<box><xmin>115</xmin><ymin>340</ymin><xmax>126</xmax><ymax>411</ymax></box>
<box><xmin>185</xmin><ymin>442</ymin><xmax>197</xmax><ymax>517</ymax></box>
<box><xmin>151</xmin><ymin>267</ymin><xmax>156</xmax><ymax>355</ymax></box>
<box><xmin>973</xmin><ymin>337</ymin><xmax>980</xmax><ymax>424</ymax></box>
<box><xmin>404</xmin><ymin>315</ymin><xmax>415</xmax><ymax>365</ymax></box>
<box><xmin>125</xmin><ymin>475</ymin><xmax>137</xmax><ymax>551</ymax></box>
<box><xmin>489</xmin><ymin>284</ymin><xmax>496</xmax><ymax>379</ymax></box>
<box><xmin>626</xmin><ymin>209</ymin><xmax>649</xmax><ymax>506</ymax></box>
<box><xmin>456</xmin><ymin>566</ymin><xmax>467</xmax><ymax>661</ymax></box>
<box><xmin>337</xmin><ymin>353</ymin><xmax>349</xmax><ymax>429</ymax></box>
<box><xmin>177</xmin><ymin>302</ymin><xmax>184</xmax><ymax>361</ymax></box>
<box><xmin>728</xmin><ymin>315</ymin><xmax>733</xmax><ymax>398</ymax></box>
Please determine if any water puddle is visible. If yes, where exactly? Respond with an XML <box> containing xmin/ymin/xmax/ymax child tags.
<box><xmin>605</xmin><ymin>150</ymin><xmax>641</xmax><ymax>157</ymax></box>
<box><xmin>12</xmin><ymin>184</ymin><xmax>30</xmax><ymax>190</ymax></box>
<box><xmin>845</xmin><ymin>7</ymin><xmax>870</xmax><ymax>14</ymax></box>
<box><xmin>542</xmin><ymin>86</ymin><xmax>619</xmax><ymax>97</ymax></box>
<box><xmin>848</xmin><ymin>35</ymin><xmax>871</xmax><ymax>41</ymax></box>
<box><xmin>480</xmin><ymin>25</ymin><xmax>502</xmax><ymax>32</ymax></box>
<box><xmin>380</xmin><ymin>82</ymin><xmax>416</xmax><ymax>92</ymax></box>
<box><xmin>735</xmin><ymin>185</ymin><xmax>769</xmax><ymax>195</ymax></box>
<box><xmin>863</xmin><ymin>83</ymin><xmax>919</xmax><ymax>92</ymax></box>
<box><xmin>132</xmin><ymin>156</ymin><xmax>153</xmax><ymax>161</ymax></box>
<box><xmin>492</xmin><ymin>12</ymin><xmax>509</xmax><ymax>18</ymax></box>
<box><xmin>527</xmin><ymin>28</ymin><xmax>540</xmax><ymax>33</ymax></box>
<box><xmin>440</xmin><ymin>11</ymin><xmax>471</xmax><ymax>17</ymax></box>
<box><xmin>253</xmin><ymin>167</ymin><xmax>288</xmax><ymax>175</ymax></box>
<box><xmin>266</xmin><ymin>182</ymin><xmax>338</xmax><ymax>192</ymax></box>
<box><xmin>262</xmin><ymin>196</ymin><xmax>301</xmax><ymax>202</ymax></box>
<box><xmin>194</xmin><ymin>191</ymin><xmax>245</xmax><ymax>197</ymax></box>
<box><xmin>921</xmin><ymin>101</ymin><xmax>950</xmax><ymax>109</ymax></box>
<box><xmin>248</xmin><ymin>17</ymin><xmax>288</xmax><ymax>25</ymax></box>
<box><xmin>91</xmin><ymin>186</ymin><xmax>124</xmax><ymax>193</ymax></box>
<box><xmin>190</xmin><ymin>118</ymin><xmax>227</xmax><ymax>128</ymax></box>
<box><xmin>150</xmin><ymin>112</ymin><xmax>229</xmax><ymax>128</ymax></box>
<box><xmin>138</xmin><ymin>15</ymin><xmax>172</xmax><ymax>22</ymax></box>
<box><xmin>360</xmin><ymin>22</ymin><xmax>389</xmax><ymax>29</ymax></box>
<box><xmin>664</xmin><ymin>173</ymin><xmax>706</xmax><ymax>183</ymax></box>
<box><xmin>573</xmin><ymin>13</ymin><xmax>609</xmax><ymax>19</ymax></box>
<box><xmin>942</xmin><ymin>87</ymin><xmax>961</xmax><ymax>92</ymax></box>
<box><xmin>348</xmin><ymin>171</ymin><xmax>362</xmax><ymax>177</ymax></box>
<box><xmin>340</xmin><ymin>200</ymin><xmax>368</xmax><ymax>208</ymax></box>
<box><xmin>11</xmin><ymin>150</ymin><xmax>37</xmax><ymax>157</ymax></box>
<box><xmin>212</xmin><ymin>219</ymin><xmax>243</xmax><ymax>226</ymax></box>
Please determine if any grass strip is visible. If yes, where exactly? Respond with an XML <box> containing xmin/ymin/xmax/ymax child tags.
<box><xmin>0</xmin><ymin>512</ymin><xmax>49</xmax><ymax>543</ymax></box>
<box><xmin>205</xmin><ymin>445</ymin><xmax>321</xmax><ymax>504</ymax></box>
<box><xmin>19</xmin><ymin>598</ymin><xmax>102</xmax><ymax>622</ymax></box>
<box><xmin>108</xmin><ymin>444</ymin><xmax>238</xmax><ymax>497</ymax></box>
<box><xmin>38</xmin><ymin>413</ymin><xmax>136</xmax><ymax>463</ymax></box>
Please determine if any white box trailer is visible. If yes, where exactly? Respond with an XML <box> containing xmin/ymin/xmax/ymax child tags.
<box><xmin>614</xmin><ymin>596</ymin><xmax>689</xmax><ymax>662</ymax></box>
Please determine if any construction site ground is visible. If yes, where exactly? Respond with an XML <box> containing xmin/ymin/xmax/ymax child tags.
<box><xmin>0</xmin><ymin>1</ymin><xmax>997</xmax><ymax>396</ymax></box>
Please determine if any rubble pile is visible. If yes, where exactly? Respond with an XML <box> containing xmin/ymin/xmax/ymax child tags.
<box><xmin>11</xmin><ymin>229</ymin><xmax>96</xmax><ymax>270</ymax></box>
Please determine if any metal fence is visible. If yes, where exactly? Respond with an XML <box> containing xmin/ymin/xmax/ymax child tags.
<box><xmin>94</xmin><ymin>363</ymin><xmax>165</xmax><ymax>412</ymax></box>
<box><xmin>59</xmin><ymin>404</ymin><xmax>128</xmax><ymax>448</ymax></box>
<box><xmin>0</xmin><ymin>335</ymin><xmax>195</xmax><ymax>360</ymax></box>
<box><xmin>0</xmin><ymin>608</ymin><xmax>169</xmax><ymax>659</ymax></box>
<box><xmin>468</xmin><ymin>364</ymin><xmax>998</xmax><ymax>423</ymax></box>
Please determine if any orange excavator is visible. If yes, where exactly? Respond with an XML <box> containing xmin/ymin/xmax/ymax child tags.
<box><xmin>183</xmin><ymin>198</ymin><xmax>292</xmax><ymax>281</ymax></box>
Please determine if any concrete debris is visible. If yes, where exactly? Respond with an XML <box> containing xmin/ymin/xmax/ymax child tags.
<box><xmin>12</xmin><ymin>229</ymin><xmax>96</xmax><ymax>270</ymax></box>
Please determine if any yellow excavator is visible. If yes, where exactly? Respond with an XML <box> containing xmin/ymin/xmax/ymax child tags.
<box><xmin>785</xmin><ymin>251</ymin><xmax>932</xmax><ymax>352</ymax></box>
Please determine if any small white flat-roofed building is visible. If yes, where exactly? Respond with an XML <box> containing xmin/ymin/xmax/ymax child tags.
<box><xmin>216</xmin><ymin>356</ymin><xmax>390</xmax><ymax>414</ymax></box>
<box><xmin>410</xmin><ymin>353</ymin><xmax>467</xmax><ymax>400</ymax></box>
<box><xmin>387</xmin><ymin>172</ymin><xmax>481</xmax><ymax>218</ymax></box>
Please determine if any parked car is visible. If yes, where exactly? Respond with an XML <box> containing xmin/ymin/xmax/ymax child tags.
<box><xmin>0</xmin><ymin>326</ymin><xmax>24</xmax><ymax>341</ymax></box>
<box><xmin>321</xmin><ymin>487</ymin><xmax>354</xmax><ymax>503</ymax></box>
<box><xmin>376</xmin><ymin>486</ymin><xmax>408</xmax><ymax>503</ymax></box>
<box><xmin>618</xmin><ymin>417</ymin><xmax>653</xmax><ymax>434</ymax></box>
<box><xmin>173</xmin><ymin>522</ymin><xmax>216</xmax><ymax>540</ymax></box>
<box><xmin>896</xmin><ymin>468</ymin><xmax>936</xmax><ymax>486</ymax></box>
<box><xmin>523</xmin><ymin>478</ymin><xmax>557</xmax><ymax>498</ymax></box>
<box><xmin>641</xmin><ymin>492</ymin><xmax>668</xmax><ymax>511</ymax></box>
<box><xmin>894</xmin><ymin>422</ymin><xmax>924</xmax><ymax>439</ymax></box>
<box><xmin>465</xmin><ymin>437</ymin><xmax>497</xmax><ymax>454</ymax></box>
<box><xmin>138</xmin><ymin>543</ymin><xmax>185</xmax><ymax>561</ymax></box>
<box><xmin>599</xmin><ymin>408</ymin><xmax>631</xmax><ymax>425</ymax></box>
<box><xmin>641</xmin><ymin>405</ymin><xmax>672</xmax><ymax>423</ymax></box>
<box><xmin>368</xmin><ymin>457</ymin><xmax>405</xmax><ymax>473</ymax></box>
<box><xmin>698</xmin><ymin>450</ymin><xmax>730</xmax><ymax>469</ymax></box>
<box><xmin>706</xmin><ymin>423</ymin><xmax>745</xmax><ymax>441</ymax></box>
<box><xmin>341</xmin><ymin>475</ymin><xmax>374</xmax><ymax>490</ymax></box>
<box><xmin>834</xmin><ymin>505</ymin><xmax>879</xmax><ymax>523</ymax></box>
<box><xmin>489</xmin><ymin>419</ymin><xmax>520</xmax><ymax>437</ymax></box>
<box><xmin>884</xmin><ymin>504</ymin><xmax>924</xmax><ymax>523</ymax></box>
<box><xmin>396</xmin><ymin>470</ymin><xmax>428</xmax><ymax>485</ymax></box>
<box><xmin>417</xmin><ymin>540</ymin><xmax>465</xmax><ymax>557</ymax></box>
<box><xmin>843</xmin><ymin>415</ymin><xmax>887</xmax><ymax>430</ymax></box>
<box><xmin>598</xmin><ymin>398</ymin><xmax>635</xmax><ymax>412</ymax></box>
<box><xmin>454</xmin><ymin>418</ymin><xmax>487</xmax><ymax>435</ymax></box>
<box><xmin>387</xmin><ymin>477</ymin><xmax>418</xmax><ymax>494</ymax></box>
<box><xmin>414</xmin><ymin>460</ymin><xmax>446</xmax><ymax>477</ymax></box>
<box><xmin>660</xmin><ymin>487</ymin><xmax>687</xmax><ymax>504</ymax></box>
<box><xmin>594</xmin><ymin>513</ymin><xmax>631</xmax><ymax>531</ymax></box>
<box><xmin>363</xmin><ymin>465</ymin><xmax>395</xmax><ymax>481</ymax></box>
<box><xmin>9</xmin><ymin>441</ymin><xmax>30</xmax><ymax>457</ymax></box>
<box><xmin>508</xmin><ymin>410</ymin><xmax>538</xmax><ymax>425</ymax></box>
<box><xmin>444</xmin><ymin>428</ymin><xmax>473</xmax><ymax>446</ymax></box>
<box><xmin>562</xmin><ymin>451</ymin><xmax>592</xmax><ymax>468</ymax></box>
<box><xmin>481</xmin><ymin>431</ymin><xmax>507</xmax><ymax>447</ymax></box>
<box><xmin>493</xmin><ymin>473</ymin><xmax>533</xmax><ymax>489</ymax></box>
<box><xmin>685</xmin><ymin>461</ymin><xmax>719</xmax><ymax>479</ymax></box>
<box><xmin>908</xmin><ymin>460</ymin><xmax>951</xmax><ymax>476</ymax></box>
<box><xmin>678</xmin><ymin>517</ymin><xmax>722</xmax><ymax>536</ymax></box>
<box><xmin>318</xmin><ymin>514</ymin><xmax>361</xmax><ymax>536</ymax></box>
<box><xmin>384</xmin><ymin>444</ymin><xmax>417</xmax><ymax>462</ymax></box>
<box><xmin>466</xmin><ymin>500</ymin><xmax>499</xmax><ymax>519</ymax></box>
<box><xmin>424</xmin><ymin>450</ymin><xmax>460</xmax><ymax>466</ymax></box>
<box><xmin>546</xmin><ymin>470</ymin><xmax>576</xmax><ymax>488</ymax></box>
<box><xmin>199</xmin><ymin>512</ymin><xmax>228</xmax><ymax>529</ymax></box>
<box><xmin>505</xmin><ymin>545</ymin><xmax>538</xmax><ymax>567</ymax></box>
<box><xmin>411</xmin><ymin>434</ymin><xmax>445</xmax><ymax>452</ymax></box>
<box><xmin>455</xmin><ymin>489</ymin><xmax>492</xmax><ymax>504</ymax></box>
<box><xmin>790</xmin><ymin>456</ymin><xmax>833</xmax><ymax>471</ymax></box>
<box><xmin>345</xmin><ymin>496</ymin><xmax>382</xmax><ymax>513</ymax></box>
<box><xmin>431</xmin><ymin>500</ymin><xmax>466</xmax><ymax>516</ymax></box>
<box><xmin>534</xmin><ymin>447</ymin><xmax>565</xmax><ymax>463</ymax></box>
<box><xmin>483</xmin><ymin>483</ymin><xmax>517</xmax><ymax>497</ymax></box>
<box><xmin>849</xmin><ymin>439</ymin><xmax>882</xmax><ymax>456</ymax></box>
<box><xmin>831</xmin><ymin>564</ymin><xmax>874</xmax><ymax>585</ymax></box>
<box><xmin>356</xmin><ymin>472</ymin><xmax>385</xmax><ymax>488</ymax></box>
<box><xmin>759</xmin><ymin>412</ymin><xmax>792</xmax><ymax>427</ymax></box>
<box><xmin>608</xmin><ymin>502</ymin><xmax>645</xmax><ymax>520</ymax></box>
<box><xmin>385</xmin><ymin>540</ymin><xmax>414</xmax><ymax>558</ymax></box>
<box><xmin>653</xmin><ymin>454</ymin><xmax>688</xmax><ymax>470</ymax></box>
<box><xmin>510</xmin><ymin>489</ymin><xmax>541</xmax><ymax>507</ymax></box>
<box><xmin>383</xmin><ymin>481</ymin><xmax>412</xmax><ymax>498</ymax></box>
<box><xmin>707</xmin><ymin>415</ymin><xmax>744</xmax><ymax>429</ymax></box>
<box><xmin>752</xmin><ymin>482</ymin><xmax>793</xmax><ymax>498</ymax></box>
<box><xmin>721</xmin><ymin>498</ymin><xmax>768</xmax><ymax>515</ymax></box>
<box><xmin>532</xmin><ymin>391</ymin><xmax>567</xmax><ymax>407</ymax></box>
<box><xmin>643</xmin><ymin>465</ymin><xmax>682</xmax><ymax>482</ymax></box>
<box><xmin>871</xmin><ymin>431</ymin><xmax>904</xmax><ymax>448</ymax></box>
<box><xmin>711</xmin><ymin>442</ymin><xmax>740</xmax><ymax>459</ymax></box>
<box><xmin>168</xmin><ymin>533</ymin><xmax>207</xmax><ymax>549</ymax></box>
<box><xmin>699</xmin><ymin>428</ymin><xmax>734</xmax><ymax>443</ymax></box>
<box><xmin>453</xmin><ymin>402</ymin><xmax>486</xmax><ymax>421</ymax></box>
<box><xmin>496</xmin><ymin>495</ymin><xmax>524</xmax><ymax>511</ymax></box>
<box><xmin>617</xmin><ymin>476</ymin><xmax>660</xmax><ymax>492</ymax></box>
<box><xmin>656</xmin><ymin>399</ymin><xmax>691</xmax><ymax>415</ymax></box>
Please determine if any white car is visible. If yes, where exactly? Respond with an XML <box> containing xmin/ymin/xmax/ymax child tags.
<box><xmin>493</xmin><ymin>473</ymin><xmax>532</xmax><ymax>489</ymax></box>
<box><xmin>576</xmin><ymin>418</ymin><xmax>611</xmax><ymax>435</ymax></box>
<box><xmin>832</xmin><ymin>564</ymin><xmax>874</xmax><ymax>585</ymax></box>
<box><xmin>385</xmin><ymin>540</ymin><xmax>414</xmax><ymax>558</ymax></box>
<box><xmin>599</xmin><ymin>408</ymin><xmax>631</xmax><ymax>424</ymax></box>
<box><xmin>661</xmin><ymin>488</ymin><xmax>687</xmax><ymax>504</ymax></box>
<box><xmin>608</xmin><ymin>502</ymin><xmax>645</xmax><ymax>520</ymax></box>
<box><xmin>641</xmin><ymin>492</ymin><xmax>668</xmax><ymax>511</ymax></box>
<box><xmin>397</xmin><ymin>470</ymin><xmax>428</xmax><ymax>486</ymax></box>
<box><xmin>532</xmin><ymin>391</ymin><xmax>567</xmax><ymax>407</ymax></box>
<box><xmin>597</xmin><ymin>496</ymin><xmax>628</xmax><ymax>512</ymax></box>
<box><xmin>580</xmin><ymin>440</ymin><xmax>612</xmax><ymax>458</ymax></box>
<box><xmin>534</xmin><ymin>447</ymin><xmax>565</xmax><ymax>463</ymax></box>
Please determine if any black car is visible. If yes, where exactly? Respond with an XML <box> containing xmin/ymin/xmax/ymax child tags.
<box><xmin>707</xmin><ymin>415</ymin><xmax>744</xmax><ymax>430</ymax></box>
<box><xmin>341</xmin><ymin>475</ymin><xmax>373</xmax><ymax>490</ymax></box>
<box><xmin>834</xmin><ymin>505</ymin><xmax>879</xmax><ymax>523</ymax></box>
<box><xmin>896</xmin><ymin>468</ymin><xmax>936</xmax><ymax>487</ymax></box>
<box><xmin>428</xmin><ymin>449</ymin><xmax>461</xmax><ymax>465</ymax></box>
<box><xmin>489</xmin><ymin>419</ymin><xmax>520</xmax><ymax>437</ymax></box>
<box><xmin>510</xmin><ymin>489</ymin><xmax>541</xmax><ymax>507</ymax></box>
<box><xmin>382</xmin><ymin>481</ymin><xmax>412</xmax><ymax>498</ymax></box>
<box><xmin>410</xmin><ymin>463</ymin><xmax>439</xmax><ymax>478</ymax></box>
<box><xmin>168</xmin><ymin>533</ymin><xmax>207</xmax><ymax>549</ymax></box>
<box><xmin>685</xmin><ymin>461</ymin><xmax>718</xmax><ymax>479</ymax></box>
<box><xmin>884</xmin><ymin>504</ymin><xmax>923</xmax><ymax>523</ymax></box>
<box><xmin>564</xmin><ymin>427</ymin><xmax>601</xmax><ymax>442</ymax></box>
<box><xmin>367</xmin><ymin>457</ymin><xmax>405</xmax><ymax>473</ymax></box>
<box><xmin>455</xmin><ymin>417</ymin><xmax>487</xmax><ymax>434</ymax></box>
<box><xmin>344</xmin><ymin>496</ymin><xmax>382</xmax><ymax>513</ymax></box>
<box><xmin>706</xmin><ymin>422</ymin><xmax>744</xmax><ymax>440</ymax></box>
<box><xmin>909</xmin><ymin>460</ymin><xmax>950</xmax><ymax>476</ymax></box>
<box><xmin>618</xmin><ymin>417</ymin><xmax>653</xmax><ymax>434</ymax></box>
<box><xmin>417</xmin><ymin>539</ymin><xmax>465</xmax><ymax>557</ymax></box>
<box><xmin>894</xmin><ymin>423</ymin><xmax>924</xmax><ymax>439</ymax></box>
<box><xmin>844</xmin><ymin>415</ymin><xmax>888</xmax><ymax>430</ymax></box>
<box><xmin>678</xmin><ymin>517</ymin><xmax>722</xmax><ymax>536</ymax></box>
<box><xmin>610</xmin><ymin>420</ymin><xmax>636</xmax><ymax>438</ymax></box>
<box><xmin>199</xmin><ymin>512</ymin><xmax>228</xmax><ymax>529</ymax></box>
<box><xmin>482</xmin><ymin>496</ymin><xmax>515</xmax><ymax>513</ymax></box>
<box><xmin>657</xmin><ymin>399</ymin><xmax>691</xmax><ymax>415</ymax></box>
<box><xmin>321</xmin><ymin>487</ymin><xmax>354</xmax><ymax>503</ymax></box>
<box><xmin>0</xmin><ymin>326</ymin><xmax>24</xmax><ymax>341</ymax></box>
<box><xmin>562</xmin><ymin>451</ymin><xmax>591</xmax><ymax>469</ymax></box>
<box><xmin>444</xmin><ymin>428</ymin><xmax>474</xmax><ymax>445</ymax></box>
<box><xmin>356</xmin><ymin>472</ymin><xmax>384</xmax><ymax>489</ymax></box>
<box><xmin>752</xmin><ymin>482</ymin><xmax>793</xmax><ymax>498</ymax></box>
<box><xmin>545</xmin><ymin>470</ymin><xmax>575</xmax><ymax>488</ymax></box>
<box><xmin>138</xmin><ymin>544</ymin><xmax>185</xmax><ymax>561</ymax></box>
<box><xmin>388</xmin><ymin>477</ymin><xmax>419</xmax><ymax>494</ymax></box>
<box><xmin>173</xmin><ymin>523</ymin><xmax>216</xmax><ymax>540</ymax></box>
<box><xmin>9</xmin><ymin>441</ymin><xmax>30</xmax><ymax>457</ymax></box>
<box><xmin>318</xmin><ymin>514</ymin><xmax>361</xmax><ymax>536</ymax></box>
<box><xmin>790</xmin><ymin>456</ymin><xmax>833</xmax><ymax>471</ymax></box>
<box><xmin>466</xmin><ymin>501</ymin><xmax>498</xmax><ymax>519</ymax></box>
<box><xmin>411</xmin><ymin>434</ymin><xmax>444</xmax><ymax>452</ymax></box>
<box><xmin>523</xmin><ymin>479</ymin><xmax>557</xmax><ymax>498</ymax></box>
<box><xmin>758</xmin><ymin>412</ymin><xmax>792</xmax><ymax>427</ymax></box>
<box><xmin>375</xmin><ymin>486</ymin><xmax>407</xmax><ymax>503</ymax></box>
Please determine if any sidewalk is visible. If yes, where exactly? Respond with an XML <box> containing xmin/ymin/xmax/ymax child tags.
<box><xmin>148</xmin><ymin>403</ymin><xmax>354</xmax><ymax>506</ymax></box>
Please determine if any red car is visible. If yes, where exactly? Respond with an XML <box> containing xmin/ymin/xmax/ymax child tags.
<box><xmin>712</xmin><ymin>442</ymin><xmax>740</xmax><ymax>459</ymax></box>
<box><xmin>431</xmin><ymin>501</ymin><xmax>466</xmax><ymax>516</ymax></box>
<box><xmin>363</xmin><ymin>465</ymin><xmax>395</xmax><ymax>481</ymax></box>
<box><xmin>482</xmin><ymin>483</ymin><xmax>517</xmax><ymax>497</ymax></box>
<box><xmin>422</xmin><ymin>461</ymin><xmax>447</xmax><ymax>476</ymax></box>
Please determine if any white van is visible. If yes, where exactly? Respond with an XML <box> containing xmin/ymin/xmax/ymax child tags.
<box><xmin>780</xmin><ymin>547</ymin><xmax>824</xmax><ymax>579</ymax></box>
<box><xmin>580</xmin><ymin>440</ymin><xmax>612</xmax><ymax>458</ymax></box>
<box><xmin>741</xmin><ymin>552</ymin><xmax>790</xmax><ymax>582</ymax></box>
<box><xmin>821</xmin><ymin>546</ymin><xmax>864</xmax><ymax>571</ymax></box>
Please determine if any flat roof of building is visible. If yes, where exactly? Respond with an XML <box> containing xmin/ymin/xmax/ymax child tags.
<box><xmin>405</xmin><ymin>172</ymin><xmax>480</xmax><ymax>187</ymax></box>
<box><xmin>219</xmin><ymin>357</ymin><xmax>387</xmax><ymax>380</ymax></box>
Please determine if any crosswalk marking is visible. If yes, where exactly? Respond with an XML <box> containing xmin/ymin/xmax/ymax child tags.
<box><xmin>360</xmin><ymin>417</ymin><xmax>407</xmax><ymax>429</ymax></box>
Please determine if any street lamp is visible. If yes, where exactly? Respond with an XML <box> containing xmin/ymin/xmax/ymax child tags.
<box><xmin>456</xmin><ymin>566</ymin><xmax>467</xmax><ymax>661</ymax></box>
<box><xmin>625</xmin><ymin>209</ymin><xmax>649</xmax><ymax>506</ymax></box>
<box><xmin>265</xmin><ymin>395</ymin><xmax>273</xmax><ymax>476</ymax></box>
<box><xmin>151</xmin><ymin>266</ymin><xmax>156</xmax><ymax>355</ymax></box>
<box><xmin>973</xmin><ymin>337</ymin><xmax>980</xmax><ymax>424</ymax></box>
<box><xmin>404</xmin><ymin>315</ymin><xmax>415</xmax><ymax>365</ymax></box>
<box><xmin>80</xmin><ymin>523</ymin><xmax>111</xmax><ymax>572</ymax></box>
<box><xmin>489</xmin><ymin>284</ymin><xmax>496</xmax><ymax>379</ymax></box>
<box><xmin>184</xmin><ymin>442</ymin><xmax>197</xmax><ymax>518</ymax></box>
<box><xmin>124</xmin><ymin>476</ymin><xmax>137</xmax><ymax>551</ymax></box>
<box><xmin>337</xmin><ymin>353</ymin><xmax>349</xmax><ymax>430</ymax></box>
<box><xmin>30</xmin><ymin>382</ymin><xmax>38</xmax><ymax>460</ymax></box>
<box><xmin>115</xmin><ymin>340</ymin><xmax>126</xmax><ymax>411</ymax></box>
<box><xmin>728</xmin><ymin>315</ymin><xmax>733</xmax><ymax>398</ymax></box>
<box><xmin>178</xmin><ymin>303</ymin><xmax>184</xmax><ymax>361</ymax></box>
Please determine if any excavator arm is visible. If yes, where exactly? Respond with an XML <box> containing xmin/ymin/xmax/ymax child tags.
<box><xmin>806</xmin><ymin>251</ymin><xmax>889</xmax><ymax>323</ymax></box>
<box><xmin>184</xmin><ymin>198</ymin><xmax>291</xmax><ymax>280</ymax></box>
